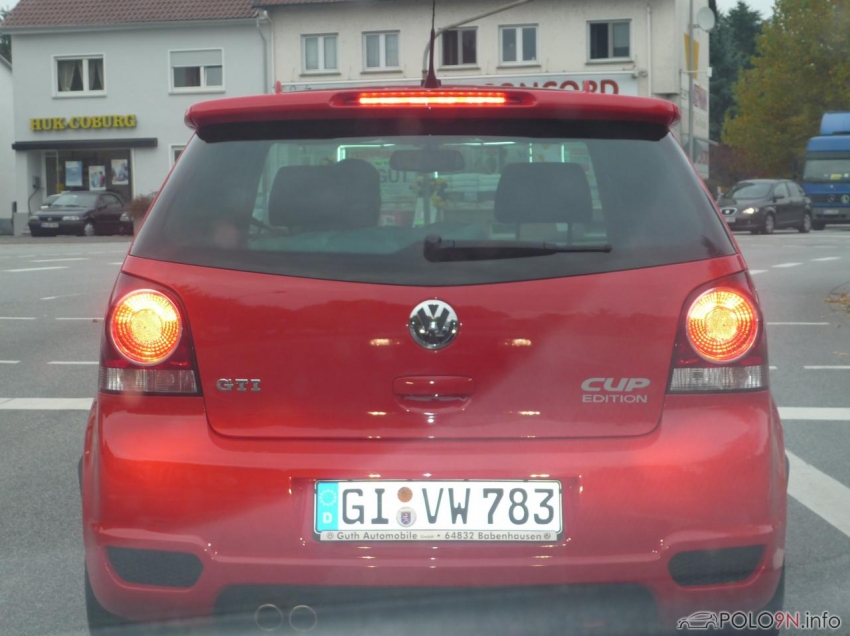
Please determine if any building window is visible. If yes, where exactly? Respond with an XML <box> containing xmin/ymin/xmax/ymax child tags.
<box><xmin>55</xmin><ymin>56</ymin><xmax>105</xmax><ymax>95</ymax></box>
<box><xmin>363</xmin><ymin>31</ymin><xmax>400</xmax><ymax>70</ymax></box>
<box><xmin>170</xmin><ymin>145</ymin><xmax>186</xmax><ymax>166</ymax></box>
<box><xmin>588</xmin><ymin>21</ymin><xmax>631</xmax><ymax>60</ymax></box>
<box><xmin>303</xmin><ymin>34</ymin><xmax>338</xmax><ymax>72</ymax></box>
<box><xmin>441</xmin><ymin>28</ymin><xmax>477</xmax><ymax>66</ymax></box>
<box><xmin>170</xmin><ymin>49</ymin><xmax>223</xmax><ymax>92</ymax></box>
<box><xmin>500</xmin><ymin>25</ymin><xmax>537</xmax><ymax>65</ymax></box>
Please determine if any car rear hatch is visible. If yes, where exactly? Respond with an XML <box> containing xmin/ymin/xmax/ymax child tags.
<box><xmin>128</xmin><ymin>87</ymin><xmax>740</xmax><ymax>441</ymax></box>
<box><xmin>125</xmin><ymin>255</ymin><xmax>741</xmax><ymax>440</ymax></box>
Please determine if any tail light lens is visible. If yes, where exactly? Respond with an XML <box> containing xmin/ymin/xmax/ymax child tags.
<box><xmin>686</xmin><ymin>289</ymin><xmax>758</xmax><ymax>363</ymax></box>
<box><xmin>99</xmin><ymin>275</ymin><xmax>199</xmax><ymax>395</ymax></box>
<box><xmin>669</xmin><ymin>273</ymin><xmax>767</xmax><ymax>393</ymax></box>
<box><xmin>111</xmin><ymin>291</ymin><xmax>181</xmax><ymax>365</ymax></box>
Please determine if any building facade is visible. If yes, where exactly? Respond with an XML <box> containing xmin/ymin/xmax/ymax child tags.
<box><xmin>2</xmin><ymin>0</ymin><xmax>270</xmax><ymax>229</ymax></box>
<box><xmin>0</xmin><ymin>54</ymin><xmax>15</xmax><ymax>233</ymax></box>
<box><xmin>258</xmin><ymin>0</ymin><xmax>711</xmax><ymax>176</ymax></box>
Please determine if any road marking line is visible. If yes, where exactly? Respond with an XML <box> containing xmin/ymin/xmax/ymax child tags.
<box><xmin>55</xmin><ymin>317</ymin><xmax>101</xmax><ymax>321</ymax></box>
<box><xmin>769</xmin><ymin>366</ymin><xmax>778</xmax><ymax>370</ymax></box>
<box><xmin>0</xmin><ymin>361</ymin><xmax>20</xmax><ymax>364</ymax></box>
<box><xmin>30</xmin><ymin>258</ymin><xmax>89</xmax><ymax>263</ymax></box>
<box><xmin>779</xmin><ymin>407</ymin><xmax>850</xmax><ymax>420</ymax></box>
<box><xmin>811</xmin><ymin>256</ymin><xmax>842</xmax><ymax>262</ymax></box>
<box><xmin>2</xmin><ymin>266</ymin><xmax>69</xmax><ymax>273</ymax></box>
<box><xmin>767</xmin><ymin>322</ymin><xmax>829</xmax><ymax>326</ymax></box>
<box><xmin>42</xmin><ymin>292</ymin><xmax>85</xmax><ymax>301</ymax></box>
<box><xmin>0</xmin><ymin>316</ymin><xmax>36</xmax><ymax>320</ymax></box>
<box><xmin>109</xmin><ymin>262</ymin><xmax>124</xmax><ymax>265</ymax></box>
<box><xmin>772</xmin><ymin>262</ymin><xmax>802</xmax><ymax>268</ymax></box>
<box><xmin>749</xmin><ymin>269</ymin><xmax>767</xmax><ymax>275</ymax></box>
<box><xmin>803</xmin><ymin>366</ymin><xmax>850</xmax><ymax>370</ymax></box>
<box><xmin>47</xmin><ymin>361</ymin><xmax>98</xmax><ymax>365</ymax></box>
<box><xmin>0</xmin><ymin>398</ymin><xmax>93</xmax><ymax>411</ymax></box>
<box><xmin>787</xmin><ymin>451</ymin><xmax>850</xmax><ymax>540</ymax></box>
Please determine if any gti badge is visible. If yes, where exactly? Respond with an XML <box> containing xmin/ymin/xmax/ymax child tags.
<box><xmin>216</xmin><ymin>378</ymin><xmax>261</xmax><ymax>392</ymax></box>
<box><xmin>408</xmin><ymin>300</ymin><xmax>459</xmax><ymax>350</ymax></box>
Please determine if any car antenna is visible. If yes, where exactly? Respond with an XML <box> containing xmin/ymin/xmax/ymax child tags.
<box><xmin>422</xmin><ymin>0</ymin><xmax>442</xmax><ymax>88</ymax></box>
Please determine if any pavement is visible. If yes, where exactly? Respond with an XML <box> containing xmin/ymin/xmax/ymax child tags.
<box><xmin>0</xmin><ymin>229</ymin><xmax>848</xmax><ymax>635</ymax></box>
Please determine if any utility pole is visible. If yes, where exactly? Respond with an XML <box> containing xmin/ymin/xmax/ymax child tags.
<box><xmin>688</xmin><ymin>0</ymin><xmax>695</xmax><ymax>163</ymax></box>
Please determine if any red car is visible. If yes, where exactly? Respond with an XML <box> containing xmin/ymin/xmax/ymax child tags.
<box><xmin>82</xmin><ymin>87</ymin><xmax>787</xmax><ymax>635</ymax></box>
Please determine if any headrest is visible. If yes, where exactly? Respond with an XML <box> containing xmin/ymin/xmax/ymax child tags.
<box><xmin>495</xmin><ymin>163</ymin><xmax>593</xmax><ymax>225</ymax></box>
<box><xmin>268</xmin><ymin>159</ymin><xmax>380</xmax><ymax>229</ymax></box>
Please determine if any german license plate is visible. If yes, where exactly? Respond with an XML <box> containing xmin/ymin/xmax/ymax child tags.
<box><xmin>42</xmin><ymin>222</ymin><xmax>59</xmax><ymax>228</ymax></box>
<box><xmin>726</xmin><ymin>217</ymin><xmax>736</xmax><ymax>224</ymax></box>
<box><xmin>823</xmin><ymin>209</ymin><xmax>839</xmax><ymax>215</ymax></box>
<box><xmin>315</xmin><ymin>480</ymin><xmax>562</xmax><ymax>541</ymax></box>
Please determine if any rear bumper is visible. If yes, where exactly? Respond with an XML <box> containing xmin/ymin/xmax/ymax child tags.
<box><xmin>82</xmin><ymin>392</ymin><xmax>787</xmax><ymax>629</ymax></box>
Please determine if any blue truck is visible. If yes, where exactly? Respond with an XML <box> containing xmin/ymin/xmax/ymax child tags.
<box><xmin>802</xmin><ymin>112</ymin><xmax>850</xmax><ymax>229</ymax></box>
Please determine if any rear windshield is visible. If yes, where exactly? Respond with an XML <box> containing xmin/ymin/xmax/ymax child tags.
<box><xmin>132</xmin><ymin>119</ymin><xmax>733</xmax><ymax>286</ymax></box>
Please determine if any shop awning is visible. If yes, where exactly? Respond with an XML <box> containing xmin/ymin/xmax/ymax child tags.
<box><xmin>12</xmin><ymin>138</ymin><xmax>158</xmax><ymax>151</ymax></box>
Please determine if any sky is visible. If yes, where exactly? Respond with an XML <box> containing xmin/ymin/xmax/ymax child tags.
<box><xmin>716</xmin><ymin>0</ymin><xmax>774</xmax><ymax>18</ymax></box>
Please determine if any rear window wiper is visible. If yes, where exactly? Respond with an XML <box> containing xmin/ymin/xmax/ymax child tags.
<box><xmin>423</xmin><ymin>234</ymin><xmax>612</xmax><ymax>262</ymax></box>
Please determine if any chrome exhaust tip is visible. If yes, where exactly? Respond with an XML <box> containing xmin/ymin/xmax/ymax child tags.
<box><xmin>254</xmin><ymin>603</ymin><xmax>284</xmax><ymax>632</ymax></box>
<box><xmin>289</xmin><ymin>604</ymin><xmax>318</xmax><ymax>632</ymax></box>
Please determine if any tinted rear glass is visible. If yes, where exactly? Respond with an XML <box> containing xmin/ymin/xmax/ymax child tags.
<box><xmin>132</xmin><ymin>119</ymin><xmax>734</xmax><ymax>286</ymax></box>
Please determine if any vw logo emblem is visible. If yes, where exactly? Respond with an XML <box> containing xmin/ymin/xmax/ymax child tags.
<box><xmin>409</xmin><ymin>300</ymin><xmax>459</xmax><ymax>350</ymax></box>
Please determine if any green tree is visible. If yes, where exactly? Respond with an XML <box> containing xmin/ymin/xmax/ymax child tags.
<box><xmin>723</xmin><ymin>0</ymin><xmax>850</xmax><ymax>177</ymax></box>
<box><xmin>709</xmin><ymin>2</ymin><xmax>764</xmax><ymax>141</ymax></box>
<box><xmin>0</xmin><ymin>9</ymin><xmax>11</xmax><ymax>62</ymax></box>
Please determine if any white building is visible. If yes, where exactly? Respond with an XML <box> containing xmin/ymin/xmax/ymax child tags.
<box><xmin>0</xmin><ymin>53</ymin><xmax>15</xmax><ymax>234</ymax></box>
<box><xmin>1</xmin><ymin>0</ymin><xmax>270</xmax><ymax>230</ymax></box>
<box><xmin>258</xmin><ymin>0</ymin><xmax>711</xmax><ymax>175</ymax></box>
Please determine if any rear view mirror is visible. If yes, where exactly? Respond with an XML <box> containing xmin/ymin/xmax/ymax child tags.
<box><xmin>390</xmin><ymin>149</ymin><xmax>465</xmax><ymax>173</ymax></box>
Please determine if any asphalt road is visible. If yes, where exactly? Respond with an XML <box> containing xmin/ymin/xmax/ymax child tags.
<box><xmin>0</xmin><ymin>230</ymin><xmax>848</xmax><ymax>635</ymax></box>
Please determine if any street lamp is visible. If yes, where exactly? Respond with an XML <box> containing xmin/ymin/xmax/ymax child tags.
<box><xmin>421</xmin><ymin>0</ymin><xmax>536</xmax><ymax>78</ymax></box>
<box><xmin>686</xmin><ymin>3</ymin><xmax>716</xmax><ymax>162</ymax></box>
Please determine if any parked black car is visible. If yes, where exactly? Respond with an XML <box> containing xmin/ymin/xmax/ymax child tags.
<box><xmin>29</xmin><ymin>191</ymin><xmax>131</xmax><ymax>237</ymax></box>
<box><xmin>717</xmin><ymin>179</ymin><xmax>813</xmax><ymax>234</ymax></box>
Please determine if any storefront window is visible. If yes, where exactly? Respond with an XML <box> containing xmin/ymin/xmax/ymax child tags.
<box><xmin>49</xmin><ymin>149</ymin><xmax>133</xmax><ymax>203</ymax></box>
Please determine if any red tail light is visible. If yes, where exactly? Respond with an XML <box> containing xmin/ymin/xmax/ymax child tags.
<box><xmin>110</xmin><ymin>291</ymin><xmax>182</xmax><ymax>365</ymax></box>
<box><xmin>100</xmin><ymin>274</ymin><xmax>200</xmax><ymax>395</ymax></box>
<box><xmin>686</xmin><ymin>289</ymin><xmax>759</xmax><ymax>363</ymax></box>
<box><xmin>668</xmin><ymin>272</ymin><xmax>767</xmax><ymax>393</ymax></box>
